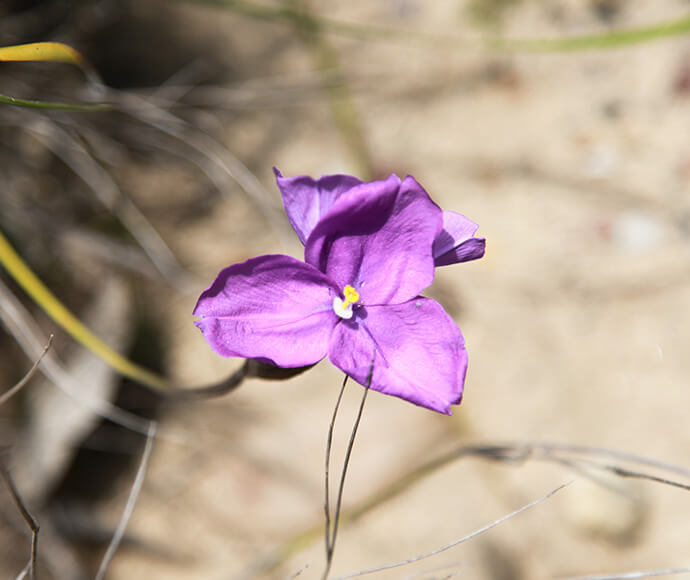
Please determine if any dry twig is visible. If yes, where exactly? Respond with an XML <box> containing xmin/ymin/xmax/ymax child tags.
<box><xmin>1</xmin><ymin>463</ymin><xmax>39</xmax><ymax>580</ymax></box>
<box><xmin>0</xmin><ymin>335</ymin><xmax>53</xmax><ymax>407</ymax></box>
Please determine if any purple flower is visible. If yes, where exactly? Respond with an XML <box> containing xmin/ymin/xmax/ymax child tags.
<box><xmin>194</xmin><ymin>172</ymin><xmax>484</xmax><ymax>414</ymax></box>
<box><xmin>275</xmin><ymin>168</ymin><xmax>486</xmax><ymax>267</ymax></box>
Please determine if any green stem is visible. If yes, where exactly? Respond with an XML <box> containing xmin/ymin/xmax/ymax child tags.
<box><xmin>0</xmin><ymin>93</ymin><xmax>111</xmax><ymax>112</ymax></box>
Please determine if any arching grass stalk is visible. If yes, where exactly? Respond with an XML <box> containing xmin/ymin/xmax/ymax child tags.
<box><xmin>0</xmin><ymin>229</ymin><xmax>313</xmax><ymax>403</ymax></box>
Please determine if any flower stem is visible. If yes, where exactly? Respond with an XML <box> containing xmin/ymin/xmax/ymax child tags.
<box><xmin>322</xmin><ymin>361</ymin><xmax>374</xmax><ymax>580</ymax></box>
<box><xmin>323</xmin><ymin>375</ymin><xmax>349</xmax><ymax>557</ymax></box>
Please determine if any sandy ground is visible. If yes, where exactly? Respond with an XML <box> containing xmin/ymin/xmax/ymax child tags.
<box><xmin>2</xmin><ymin>1</ymin><xmax>690</xmax><ymax>579</ymax></box>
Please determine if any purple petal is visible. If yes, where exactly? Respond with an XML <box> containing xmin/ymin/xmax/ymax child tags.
<box><xmin>274</xmin><ymin>168</ymin><xmax>363</xmax><ymax>245</ymax></box>
<box><xmin>305</xmin><ymin>175</ymin><xmax>442</xmax><ymax>305</ymax></box>
<box><xmin>328</xmin><ymin>297</ymin><xmax>467</xmax><ymax>414</ymax></box>
<box><xmin>433</xmin><ymin>211</ymin><xmax>486</xmax><ymax>266</ymax></box>
<box><xmin>194</xmin><ymin>254</ymin><xmax>339</xmax><ymax>367</ymax></box>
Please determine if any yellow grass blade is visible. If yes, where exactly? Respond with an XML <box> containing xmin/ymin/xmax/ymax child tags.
<box><xmin>0</xmin><ymin>229</ymin><xmax>167</xmax><ymax>390</ymax></box>
<box><xmin>0</xmin><ymin>41</ymin><xmax>85</xmax><ymax>65</ymax></box>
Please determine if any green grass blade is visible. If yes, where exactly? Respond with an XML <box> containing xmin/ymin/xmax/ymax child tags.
<box><xmin>0</xmin><ymin>42</ymin><xmax>107</xmax><ymax>110</ymax></box>
<box><xmin>184</xmin><ymin>1</ymin><xmax>690</xmax><ymax>52</ymax></box>
<box><xmin>0</xmin><ymin>93</ymin><xmax>111</xmax><ymax>111</ymax></box>
<box><xmin>494</xmin><ymin>14</ymin><xmax>690</xmax><ymax>52</ymax></box>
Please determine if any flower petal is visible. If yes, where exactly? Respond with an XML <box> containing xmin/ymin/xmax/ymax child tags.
<box><xmin>433</xmin><ymin>211</ymin><xmax>486</xmax><ymax>266</ymax></box>
<box><xmin>194</xmin><ymin>254</ymin><xmax>339</xmax><ymax>367</ymax></box>
<box><xmin>328</xmin><ymin>298</ymin><xmax>467</xmax><ymax>414</ymax></box>
<box><xmin>305</xmin><ymin>174</ymin><xmax>442</xmax><ymax>305</ymax></box>
<box><xmin>274</xmin><ymin>167</ymin><xmax>363</xmax><ymax>244</ymax></box>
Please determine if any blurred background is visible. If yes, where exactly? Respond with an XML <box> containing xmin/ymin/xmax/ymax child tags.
<box><xmin>1</xmin><ymin>0</ymin><xmax>690</xmax><ymax>578</ymax></box>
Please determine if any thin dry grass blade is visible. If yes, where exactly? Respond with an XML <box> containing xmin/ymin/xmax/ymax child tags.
<box><xmin>112</xmin><ymin>91</ymin><xmax>291</xmax><ymax>245</ymax></box>
<box><xmin>95</xmin><ymin>420</ymin><xmax>158</xmax><ymax>580</ymax></box>
<box><xmin>23</xmin><ymin>117</ymin><xmax>191</xmax><ymax>291</ymax></box>
<box><xmin>562</xmin><ymin>568</ymin><xmax>690</xmax><ymax>580</ymax></box>
<box><xmin>250</xmin><ymin>441</ymin><xmax>690</xmax><ymax>577</ymax></box>
<box><xmin>333</xmin><ymin>483</ymin><xmax>569</xmax><ymax>579</ymax></box>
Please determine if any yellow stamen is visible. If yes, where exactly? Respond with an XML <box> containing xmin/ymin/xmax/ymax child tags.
<box><xmin>342</xmin><ymin>284</ymin><xmax>360</xmax><ymax>308</ymax></box>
